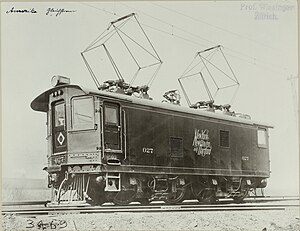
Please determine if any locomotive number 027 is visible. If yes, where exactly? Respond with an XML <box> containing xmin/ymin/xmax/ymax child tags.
<box><xmin>142</xmin><ymin>147</ymin><xmax>154</xmax><ymax>154</ymax></box>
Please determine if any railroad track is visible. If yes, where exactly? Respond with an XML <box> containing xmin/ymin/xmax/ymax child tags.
<box><xmin>2</xmin><ymin>196</ymin><xmax>298</xmax><ymax>207</ymax></box>
<box><xmin>2</xmin><ymin>197</ymin><xmax>299</xmax><ymax>216</ymax></box>
<box><xmin>2</xmin><ymin>204</ymin><xmax>296</xmax><ymax>216</ymax></box>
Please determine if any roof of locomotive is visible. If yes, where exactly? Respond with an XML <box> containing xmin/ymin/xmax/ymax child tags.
<box><xmin>31</xmin><ymin>84</ymin><xmax>82</xmax><ymax>112</ymax></box>
<box><xmin>31</xmin><ymin>84</ymin><xmax>274</xmax><ymax>128</ymax></box>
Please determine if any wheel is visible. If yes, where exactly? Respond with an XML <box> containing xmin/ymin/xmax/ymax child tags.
<box><xmin>137</xmin><ymin>198</ymin><xmax>150</xmax><ymax>205</ymax></box>
<box><xmin>87</xmin><ymin>183</ymin><xmax>106</xmax><ymax>206</ymax></box>
<box><xmin>233</xmin><ymin>196</ymin><xmax>244</xmax><ymax>204</ymax></box>
<box><xmin>233</xmin><ymin>189</ymin><xmax>249</xmax><ymax>204</ymax></box>
<box><xmin>112</xmin><ymin>174</ymin><xmax>137</xmax><ymax>206</ymax></box>
<box><xmin>112</xmin><ymin>186</ymin><xmax>137</xmax><ymax>205</ymax></box>
<box><xmin>164</xmin><ymin>183</ymin><xmax>186</xmax><ymax>204</ymax></box>
<box><xmin>86</xmin><ymin>176</ymin><xmax>106</xmax><ymax>206</ymax></box>
<box><xmin>191</xmin><ymin>182</ymin><xmax>216</xmax><ymax>204</ymax></box>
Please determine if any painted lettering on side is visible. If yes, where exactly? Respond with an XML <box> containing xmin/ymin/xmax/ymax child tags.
<box><xmin>192</xmin><ymin>129</ymin><xmax>212</xmax><ymax>156</ymax></box>
<box><xmin>142</xmin><ymin>147</ymin><xmax>154</xmax><ymax>154</ymax></box>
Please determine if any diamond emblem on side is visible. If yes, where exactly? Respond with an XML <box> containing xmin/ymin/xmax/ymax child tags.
<box><xmin>57</xmin><ymin>132</ymin><xmax>65</xmax><ymax>145</ymax></box>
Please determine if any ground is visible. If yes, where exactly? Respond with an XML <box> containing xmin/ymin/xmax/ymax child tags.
<box><xmin>2</xmin><ymin>207</ymin><xmax>299</xmax><ymax>231</ymax></box>
<box><xmin>2</xmin><ymin>180</ymin><xmax>299</xmax><ymax>230</ymax></box>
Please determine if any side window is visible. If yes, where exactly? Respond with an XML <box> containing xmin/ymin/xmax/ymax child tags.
<box><xmin>257</xmin><ymin>128</ymin><xmax>268</xmax><ymax>147</ymax></box>
<box><xmin>72</xmin><ymin>96</ymin><xmax>95</xmax><ymax>130</ymax></box>
<box><xmin>105</xmin><ymin>105</ymin><xmax>118</xmax><ymax>125</ymax></box>
<box><xmin>220</xmin><ymin>130</ymin><xmax>230</xmax><ymax>148</ymax></box>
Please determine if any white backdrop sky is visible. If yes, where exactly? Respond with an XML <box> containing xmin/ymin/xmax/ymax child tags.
<box><xmin>1</xmin><ymin>1</ymin><xmax>298</xmax><ymax>196</ymax></box>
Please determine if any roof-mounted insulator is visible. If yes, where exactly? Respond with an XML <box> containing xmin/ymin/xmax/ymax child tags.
<box><xmin>162</xmin><ymin>90</ymin><xmax>181</xmax><ymax>105</ymax></box>
<box><xmin>190</xmin><ymin>100</ymin><xmax>214</xmax><ymax>110</ymax></box>
<box><xmin>235</xmin><ymin>113</ymin><xmax>251</xmax><ymax>119</ymax></box>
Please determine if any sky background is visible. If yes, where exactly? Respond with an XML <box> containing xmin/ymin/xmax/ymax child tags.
<box><xmin>1</xmin><ymin>1</ymin><xmax>298</xmax><ymax>196</ymax></box>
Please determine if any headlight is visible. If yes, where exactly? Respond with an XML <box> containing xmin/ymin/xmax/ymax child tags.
<box><xmin>51</xmin><ymin>75</ymin><xmax>70</xmax><ymax>87</ymax></box>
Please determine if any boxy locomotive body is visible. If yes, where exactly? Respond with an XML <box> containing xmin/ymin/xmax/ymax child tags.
<box><xmin>31</xmin><ymin>77</ymin><xmax>272</xmax><ymax>205</ymax></box>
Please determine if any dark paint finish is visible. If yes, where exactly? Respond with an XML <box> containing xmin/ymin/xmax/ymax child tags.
<box><xmin>122</xmin><ymin>102</ymin><xmax>270</xmax><ymax>178</ymax></box>
<box><xmin>32</xmin><ymin>85</ymin><xmax>271</xmax><ymax>179</ymax></box>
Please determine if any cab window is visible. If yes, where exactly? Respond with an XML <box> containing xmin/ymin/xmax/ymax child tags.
<box><xmin>54</xmin><ymin>102</ymin><xmax>65</xmax><ymax>127</ymax></box>
<box><xmin>52</xmin><ymin>101</ymin><xmax>67</xmax><ymax>153</ymax></box>
<box><xmin>257</xmin><ymin>128</ymin><xmax>268</xmax><ymax>147</ymax></box>
<box><xmin>72</xmin><ymin>96</ymin><xmax>95</xmax><ymax>130</ymax></box>
<box><xmin>105</xmin><ymin>105</ymin><xmax>118</xmax><ymax>124</ymax></box>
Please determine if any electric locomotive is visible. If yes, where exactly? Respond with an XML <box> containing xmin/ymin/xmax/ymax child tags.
<box><xmin>31</xmin><ymin>75</ymin><xmax>272</xmax><ymax>205</ymax></box>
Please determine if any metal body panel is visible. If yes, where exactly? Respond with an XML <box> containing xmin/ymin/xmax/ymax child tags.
<box><xmin>31</xmin><ymin>84</ymin><xmax>271</xmax><ymax>178</ymax></box>
<box><xmin>85</xmin><ymin>88</ymin><xmax>274</xmax><ymax>128</ymax></box>
<box><xmin>122</xmin><ymin>103</ymin><xmax>270</xmax><ymax>178</ymax></box>
<box><xmin>101</xmin><ymin>164</ymin><xmax>269</xmax><ymax>177</ymax></box>
<box><xmin>41</xmin><ymin>86</ymin><xmax>103</xmax><ymax>168</ymax></box>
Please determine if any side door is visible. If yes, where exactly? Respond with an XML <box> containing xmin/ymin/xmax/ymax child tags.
<box><xmin>103</xmin><ymin>102</ymin><xmax>122</xmax><ymax>152</ymax></box>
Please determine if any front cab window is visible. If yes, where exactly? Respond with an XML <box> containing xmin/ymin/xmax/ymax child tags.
<box><xmin>72</xmin><ymin>96</ymin><xmax>95</xmax><ymax>130</ymax></box>
<box><xmin>54</xmin><ymin>102</ymin><xmax>65</xmax><ymax>127</ymax></box>
<box><xmin>52</xmin><ymin>101</ymin><xmax>67</xmax><ymax>153</ymax></box>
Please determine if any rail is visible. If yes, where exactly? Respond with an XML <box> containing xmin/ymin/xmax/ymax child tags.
<box><xmin>2</xmin><ymin>197</ymin><xmax>298</xmax><ymax>216</ymax></box>
<box><xmin>2</xmin><ymin>204</ymin><xmax>297</xmax><ymax>216</ymax></box>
